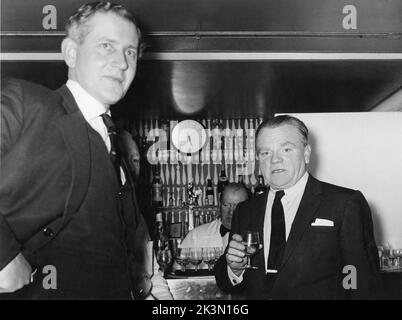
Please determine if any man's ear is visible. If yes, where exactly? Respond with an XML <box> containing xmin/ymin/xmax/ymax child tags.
<box><xmin>61</xmin><ymin>37</ymin><xmax>78</xmax><ymax>68</ymax></box>
<box><xmin>304</xmin><ymin>144</ymin><xmax>312</xmax><ymax>164</ymax></box>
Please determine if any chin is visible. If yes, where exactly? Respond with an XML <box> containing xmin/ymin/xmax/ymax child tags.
<box><xmin>103</xmin><ymin>94</ymin><xmax>123</xmax><ymax>105</ymax></box>
<box><xmin>272</xmin><ymin>180</ymin><xmax>291</xmax><ymax>189</ymax></box>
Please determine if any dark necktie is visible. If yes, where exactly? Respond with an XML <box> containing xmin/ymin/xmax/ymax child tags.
<box><xmin>219</xmin><ymin>224</ymin><xmax>230</xmax><ymax>237</ymax></box>
<box><xmin>267</xmin><ymin>190</ymin><xmax>286</xmax><ymax>271</ymax></box>
<box><xmin>101</xmin><ymin>113</ymin><xmax>121</xmax><ymax>184</ymax></box>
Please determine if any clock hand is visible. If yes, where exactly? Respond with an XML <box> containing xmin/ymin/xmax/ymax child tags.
<box><xmin>187</xmin><ymin>135</ymin><xmax>193</xmax><ymax>146</ymax></box>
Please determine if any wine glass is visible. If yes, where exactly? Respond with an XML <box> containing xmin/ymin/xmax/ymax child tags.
<box><xmin>215</xmin><ymin>247</ymin><xmax>225</xmax><ymax>258</ymax></box>
<box><xmin>202</xmin><ymin>248</ymin><xmax>217</xmax><ymax>271</ymax></box>
<box><xmin>175</xmin><ymin>248</ymin><xmax>189</xmax><ymax>272</ymax></box>
<box><xmin>242</xmin><ymin>230</ymin><xmax>262</xmax><ymax>269</ymax></box>
<box><xmin>188</xmin><ymin>248</ymin><xmax>203</xmax><ymax>272</ymax></box>
<box><xmin>156</xmin><ymin>248</ymin><xmax>172</xmax><ymax>275</ymax></box>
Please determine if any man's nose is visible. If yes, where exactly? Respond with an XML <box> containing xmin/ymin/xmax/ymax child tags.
<box><xmin>271</xmin><ymin>152</ymin><xmax>283</xmax><ymax>163</ymax></box>
<box><xmin>112</xmin><ymin>51</ymin><xmax>128</xmax><ymax>70</ymax></box>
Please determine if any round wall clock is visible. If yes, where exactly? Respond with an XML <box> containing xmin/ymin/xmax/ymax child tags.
<box><xmin>171</xmin><ymin>120</ymin><xmax>207</xmax><ymax>154</ymax></box>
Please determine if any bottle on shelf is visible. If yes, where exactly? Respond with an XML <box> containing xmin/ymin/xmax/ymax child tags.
<box><xmin>168</xmin><ymin>192</ymin><xmax>174</xmax><ymax>207</ymax></box>
<box><xmin>153</xmin><ymin>212</ymin><xmax>168</xmax><ymax>251</ymax></box>
<box><xmin>217</xmin><ymin>167</ymin><xmax>229</xmax><ymax>200</ymax></box>
<box><xmin>166</xmin><ymin>210</ymin><xmax>182</xmax><ymax>240</ymax></box>
<box><xmin>194</xmin><ymin>209</ymin><xmax>200</xmax><ymax>228</ymax></box>
<box><xmin>254</xmin><ymin>174</ymin><xmax>268</xmax><ymax>196</ymax></box>
<box><xmin>182</xmin><ymin>209</ymin><xmax>189</xmax><ymax>237</ymax></box>
<box><xmin>206</xmin><ymin>179</ymin><xmax>215</xmax><ymax>206</ymax></box>
<box><xmin>152</xmin><ymin>166</ymin><xmax>163</xmax><ymax>209</ymax></box>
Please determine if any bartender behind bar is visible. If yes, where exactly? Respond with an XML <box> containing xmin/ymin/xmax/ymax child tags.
<box><xmin>180</xmin><ymin>183</ymin><xmax>249</xmax><ymax>252</ymax></box>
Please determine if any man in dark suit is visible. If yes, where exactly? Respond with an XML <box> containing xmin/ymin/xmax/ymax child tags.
<box><xmin>0</xmin><ymin>1</ymin><xmax>146</xmax><ymax>299</ymax></box>
<box><xmin>214</xmin><ymin>115</ymin><xmax>381</xmax><ymax>299</ymax></box>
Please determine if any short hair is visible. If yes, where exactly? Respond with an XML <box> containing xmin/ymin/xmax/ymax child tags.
<box><xmin>256</xmin><ymin>115</ymin><xmax>309</xmax><ymax>145</ymax></box>
<box><xmin>65</xmin><ymin>1</ymin><xmax>143</xmax><ymax>51</ymax></box>
<box><xmin>220</xmin><ymin>182</ymin><xmax>249</xmax><ymax>202</ymax></box>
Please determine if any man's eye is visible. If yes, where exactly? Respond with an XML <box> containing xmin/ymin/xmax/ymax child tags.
<box><xmin>100</xmin><ymin>43</ymin><xmax>112</xmax><ymax>50</ymax></box>
<box><xmin>126</xmin><ymin>49</ymin><xmax>137</xmax><ymax>58</ymax></box>
<box><xmin>283</xmin><ymin>148</ymin><xmax>291</xmax><ymax>153</ymax></box>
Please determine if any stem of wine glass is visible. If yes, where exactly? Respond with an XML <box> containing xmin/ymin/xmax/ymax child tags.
<box><xmin>246</xmin><ymin>256</ymin><xmax>251</xmax><ymax>268</ymax></box>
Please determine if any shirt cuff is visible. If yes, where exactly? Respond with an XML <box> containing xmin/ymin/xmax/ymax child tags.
<box><xmin>227</xmin><ymin>266</ymin><xmax>244</xmax><ymax>286</ymax></box>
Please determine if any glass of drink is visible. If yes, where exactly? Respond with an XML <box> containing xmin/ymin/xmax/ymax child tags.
<box><xmin>202</xmin><ymin>248</ymin><xmax>217</xmax><ymax>271</ymax></box>
<box><xmin>215</xmin><ymin>247</ymin><xmax>224</xmax><ymax>258</ymax></box>
<box><xmin>156</xmin><ymin>248</ymin><xmax>172</xmax><ymax>275</ymax></box>
<box><xmin>175</xmin><ymin>248</ymin><xmax>189</xmax><ymax>272</ymax></box>
<box><xmin>242</xmin><ymin>230</ymin><xmax>262</xmax><ymax>269</ymax></box>
<box><xmin>188</xmin><ymin>248</ymin><xmax>203</xmax><ymax>272</ymax></box>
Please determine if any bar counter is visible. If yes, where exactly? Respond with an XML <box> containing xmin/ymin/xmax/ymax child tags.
<box><xmin>165</xmin><ymin>270</ymin><xmax>244</xmax><ymax>300</ymax></box>
<box><xmin>166</xmin><ymin>276</ymin><xmax>229</xmax><ymax>300</ymax></box>
<box><xmin>164</xmin><ymin>271</ymin><xmax>402</xmax><ymax>300</ymax></box>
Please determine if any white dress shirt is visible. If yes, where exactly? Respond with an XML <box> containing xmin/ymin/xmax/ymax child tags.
<box><xmin>66</xmin><ymin>80</ymin><xmax>126</xmax><ymax>183</ymax></box>
<box><xmin>180</xmin><ymin>219</ymin><xmax>229</xmax><ymax>249</ymax></box>
<box><xmin>228</xmin><ymin>172</ymin><xmax>309</xmax><ymax>284</ymax></box>
<box><xmin>66</xmin><ymin>80</ymin><xmax>110</xmax><ymax>150</ymax></box>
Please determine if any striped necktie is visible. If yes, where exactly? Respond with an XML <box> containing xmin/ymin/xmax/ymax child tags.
<box><xmin>101</xmin><ymin>113</ymin><xmax>121</xmax><ymax>184</ymax></box>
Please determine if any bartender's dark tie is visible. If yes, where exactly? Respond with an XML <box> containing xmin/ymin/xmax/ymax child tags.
<box><xmin>219</xmin><ymin>224</ymin><xmax>230</xmax><ymax>237</ymax></box>
<box><xmin>267</xmin><ymin>190</ymin><xmax>286</xmax><ymax>271</ymax></box>
<box><xmin>101</xmin><ymin>113</ymin><xmax>121</xmax><ymax>184</ymax></box>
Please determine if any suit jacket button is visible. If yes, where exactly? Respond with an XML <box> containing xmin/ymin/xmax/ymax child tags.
<box><xmin>43</xmin><ymin>227</ymin><xmax>54</xmax><ymax>237</ymax></box>
<box><xmin>118</xmin><ymin>190</ymin><xmax>123</xmax><ymax>196</ymax></box>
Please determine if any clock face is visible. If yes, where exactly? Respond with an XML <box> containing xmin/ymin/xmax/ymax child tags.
<box><xmin>171</xmin><ymin>120</ymin><xmax>207</xmax><ymax>154</ymax></box>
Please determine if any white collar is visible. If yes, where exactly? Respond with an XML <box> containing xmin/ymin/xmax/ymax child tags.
<box><xmin>66</xmin><ymin>80</ymin><xmax>109</xmax><ymax>121</ymax></box>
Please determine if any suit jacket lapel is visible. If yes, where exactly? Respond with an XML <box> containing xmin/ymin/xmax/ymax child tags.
<box><xmin>256</xmin><ymin>192</ymin><xmax>268</xmax><ymax>239</ymax></box>
<box><xmin>56</xmin><ymin>85</ymin><xmax>91</xmax><ymax>223</ymax></box>
<box><xmin>280</xmin><ymin>175</ymin><xmax>322</xmax><ymax>268</ymax></box>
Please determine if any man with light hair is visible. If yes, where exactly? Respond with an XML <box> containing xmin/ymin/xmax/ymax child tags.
<box><xmin>1</xmin><ymin>1</ymin><xmax>148</xmax><ymax>299</ymax></box>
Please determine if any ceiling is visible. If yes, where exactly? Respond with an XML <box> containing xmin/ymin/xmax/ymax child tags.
<box><xmin>2</xmin><ymin>60</ymin><xmax>401</xmax><ymax>120</ymax></box>
<box><xmin>1</xmin><ymin>0</ymin><xmax>401</xmax><ymax>120</ymax></box>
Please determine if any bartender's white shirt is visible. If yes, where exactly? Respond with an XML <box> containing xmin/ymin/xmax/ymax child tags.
<box><xmin>180</xmin><ymin>219</ymin><xmax>229</xmax><ymax>249</ymax></box>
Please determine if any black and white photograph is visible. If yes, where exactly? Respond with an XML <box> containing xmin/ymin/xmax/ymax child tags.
<box><xmin>1</xmin><ymin>0</ymin><xmax>401</xmax><ymax>302</ymax></box>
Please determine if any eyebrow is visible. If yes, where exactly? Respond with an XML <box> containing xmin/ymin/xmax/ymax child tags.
<box><xmin>280</xmin><ymin>141</ymin><xmax>297</xmax><ymax>147</ymax></box>
<box><xmin>97</xmin><ymin>37</ymin><xmax>138</xmax><ymax>50</ymax></box>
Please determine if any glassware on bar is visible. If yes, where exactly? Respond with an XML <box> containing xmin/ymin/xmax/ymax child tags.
<box><xmin>156</xmin><ymin>248</ymin><xmax>172</xmax><ymax>274</ymax></box>
<box><xmin>202</xmin><ymin>248</ymin><xmax>218</xmax><ymax>271</ymax></box>
<box><xmin>188</xmin><ymin>248</ymin><xmax>203</xmax><ymax>272</ymax></box>
<box><xmin>174</xmin><ymin>248</ymin><xmax>190</xmax><ymax>272</ymax></box>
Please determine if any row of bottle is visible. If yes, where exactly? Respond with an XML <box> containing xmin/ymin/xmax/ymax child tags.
<box><xmin>153</xmin><ymin>206</ymin><xmax>220</xmax><ymax>243</ymax></box>
<box><xmin>152</xmin><ymin>165</ymin><xmax>268</xmax><ymax>208</ymax></box>
<box><xmin>153</xmin><ymin>208</ymin><xmax>224</xmax><ymax>261</ymax></box>
<box><xmin>135</xmin><ymin>118</ymin><xmax>262</xmax><ymax>156</ymax></box>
